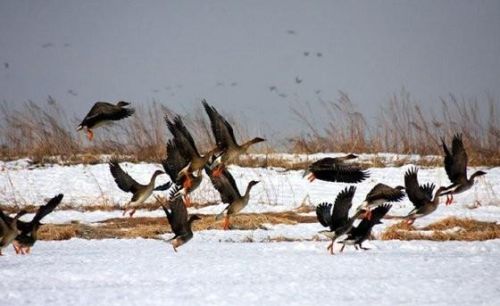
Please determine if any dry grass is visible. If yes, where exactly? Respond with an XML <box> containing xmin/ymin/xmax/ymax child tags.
<box><xmin>35</xmin><ymin>211</ymin><xmax>317</xmax><ymax>241</ymax></box>
<box><xmin>381</xmin><ymin>217</ymin><xmax>500</xmax><ymax>241</ymax></box>
<box><xmin>289</xmin><ymin>90</ymin><xmax>500</xmax><ymax>166</ymax></box>
<box><xmin>1</xmin><ymin>92</ymin><xmax>498</xmax><ymax>166</ymax></box>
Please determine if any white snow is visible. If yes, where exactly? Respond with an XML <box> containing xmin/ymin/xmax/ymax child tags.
<box><xmin>1</xmin><ymin>238</ymin><xmax>499</xmax><ymax>306</ymax></box>
<box><xmin>1</xmin><ymin>156</ymin><xmax>499</xmax><ymax>227</ymax></box>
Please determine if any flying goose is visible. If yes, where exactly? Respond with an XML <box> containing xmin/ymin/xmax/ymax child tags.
<box><xmin>155</xmin><ymin>139</ymin><xmax>203</xmax><ymax>207</ymax></box>
<box><xmin>162</xmin><ymin>187</ymin><xmax>201</xmax><ymax>252</ymax></box>
<box><xmin>12</xmin><ymin>194</ymin><xmax>63</xmax><ymax>254</ymax></box>
<box><xmin>0</xmin><ymin>210</ymin><xmax>27</xmax><ymax>256</ymax></box>
<box><xmin>441</xmin><ymin>134</ymin><xmax>486</xmax><ymax>205</ymax></box>
<box><xmin>202</xmin><ymin>99</ymin><xmax>265</xmax><ymax>176</ymax></box>
<box><xmin>165</xmin><ymin>115</ymin><xmax>216</xmax><ymax>181</ymax></box>
<box><xmin>304</xmin><ymin>154</ymin><xmax>369</xmax><ymax>183</ymax></box>
<box><xmin>316</xmin><ymin>186</ymin><xmax>365</xmax><ymax>255</ymax></box>
<box><xmin>340</xmin><ymin>204</ymin><xmax>392</xmax><ymax>252</ymax></box>
<box><xmin>355</xmin><ymin>183</ymin><xmax>405</xmax><ymax>219</ymax></box>
<box><xmin>209</xmin><ymin>167</ymin><xmax>260</xmax><ymax>230</ymax></box>
<box><xmin>109</xmin><ymin>160</ymin><xmax>164</xmax><ymax>217</ymax></box>
<box><xmin>404</xmin><ymin>167</ymin><xmax>447</xmax><ymax>225</ymax></box>
<box><xmin>77</xmin><ymin>101</ymin><xmax>135</xmax><ymax>140</ymax></box>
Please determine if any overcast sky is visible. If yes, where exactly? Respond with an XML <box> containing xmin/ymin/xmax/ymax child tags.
<box><xmin>1</xmin><ymin>0</ymin><xmax>499</xmax><ymax>138</ymax></box>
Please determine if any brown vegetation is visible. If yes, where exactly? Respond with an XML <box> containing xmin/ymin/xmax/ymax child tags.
<box><xmin>381</xmin><ymin>217</ymin><xmax>500</xmax><ymax>241</ymax></box>
<box><xmin>289</xmin><ymin>90</ymin><xmax>499</xmax><ymax>166</ymax></box>
<box><xmin>36</xmin><ymin>211</ymin><xmax>317</xmax><ymax>241</ymax></box>
<box><xmin>1</xmin><ymin>91</ymin><xmax>498</xmax><ymax>166</ymax></box>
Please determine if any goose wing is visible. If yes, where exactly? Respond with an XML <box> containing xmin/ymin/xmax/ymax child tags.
<box><xmin>202</xmin><ymin>100</ymin><xmax>238</xmax><ymax>150</ymax></box>
<box><xmin>206</xmin><ymin>167</ymin><xmax>241</xmax><ymax>204</ymax></box>
<box><xmin>80</xmin><ymin>102</ymin><xmax>134</xmax><ymax>127</ymax></box>
<box><xmin>162</xmin><ymin>198</ymin><xmax>188</xmax><ymax>237</ymax></box>
<box><xmin>316</xmin><ymin>203</ymin><xmax>333</xmax><ymax>228</ymax></box>
<box><xmin>443</xmin><ymin>134</ymin><xmax>468</xmax><ymax>183</ymax></box>
<box><xmin>404</xmin><ymin>168</ymin><xmax>432</xmax><ymax>208</ymax></box>
<box><xmin>166</xmin><ymin>116</ymin><xmax>201</xmax><ymax>159</ymax></box>
<box><xmin>365</xmin><ymin>183</ymin><xmax>405</xmax><ymax>202</ymax></box>
<box><xmin>162</xmin><ymin>139</ymin><xmax>190</xmax><ymax>182</ymax></box>
<box><xmin>32</xmin><ymin>194</ymin><xmax>63</xmax><ymax>224</ymax></box>
<box><xmin>331</xmin><ymin>186</ymin><xmax>356</xmax><ymax>230</ymax></box>
<box><xmin>109</xmin><ymin>160</ymin><xmax>141</xmax><ymax>193</ymax></box>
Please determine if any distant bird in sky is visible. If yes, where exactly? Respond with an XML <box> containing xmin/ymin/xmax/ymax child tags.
<box><xmin>278</xmin><ymin>93</ymin><xmax>287</xmax><ymax>98</ymax></box>
<box><xmin>63</xmin><ymin>43</ymin><xmax>71</xmax><ymax>47</ymax></box>
<box><xmin>295</xmin><ymin>76</ymin><xmax>302</xmax><ymax>84</ymax></box>
<box><xmin>269</xmin><ymin>86</ymin><xmax>277</xmax><ymax>92</ymax></box>
<box><xmin>230</xmin><ymin>82</ymin><xmax>238</xmax><ymax>87</ymax></box>
<box><xmin>67</xmin><ymin>89</ymin><xmax>78</xmax><ymax>96</ymax></box>
<box><xmin>4</xmin><ymin>62</ymin><xmax>8</xmax><ymax>69</ymax></box>
<box><xmin>316</xmin><ymin>52</ymin><xmax>323</xmax><ymax>57</ymax></box>
<box><xmin>286</xmin><ymin>29</ymin><xmax>296</xmax><ymax>35</ymax></box>
<box><xmin>41</xmin><ymin>42</ymin><xmax>54</xmax><ymax>48</ymax></box>
<box><xmin>315</xmin><ymin>90</ymin><xmax>321</xmax><ymax>95</ymax></box>
<box><xmin>303</xmin><ymin>51</ymin><xmax>310</xmax><ymax>56</ymax></box>
<box><xmin>216</xmin><ymin>81</ymin><xmax>224</xmax><ymax>87</ymax></box>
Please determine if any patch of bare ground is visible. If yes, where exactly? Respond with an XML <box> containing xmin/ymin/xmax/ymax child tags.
<box><xmin>381</xmin><ymin>217</ymin><xmax>500</xmax><ymax>241</ymax></box>
<box><xmin>36</xmin><ymin>212</ymin><xmax>317</xmax><ymax>241</ymax></box>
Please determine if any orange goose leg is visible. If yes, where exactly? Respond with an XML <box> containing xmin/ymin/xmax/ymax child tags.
<box><xmin>212</xmin><ymin>164</ymin><xmax>226</xmax><ymax>178</ymax></box>
<box><xmin>307</xmin><ymin>173</ymin><xmax>316</xmax><ymax>182</ymax></box>
<box><xmin>326</xmin><ymin>241</ymin><xmax>335</xmax><ymax>255</ymax></box>
<box><xmin>223</xmin><ymin>216</ymin><xmax>230</xmax><ymax>230</ymax></box>
<box><xmin>86</xmin><ymin>129</ymin><xmax>94</xmax><ymax>141</ymax></box>
<box><xmin>129</xmin><ymin>208</ymin><xmax>137</xmax><ymax>217</ymax></box>
<box><xmin>183</xmin><ymin>194</ymin><xmax>191</xmax><ymax>207</ymax></box>
<box><xmin>365</xmin><ymin>210</ymin><xmax>373</xmax><ymax>220</ymax></box>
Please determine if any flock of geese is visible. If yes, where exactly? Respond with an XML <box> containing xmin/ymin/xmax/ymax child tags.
<box><xmin>0</xmin><ymin>100</ymin><xmax>487</xmax><ymax>255</ymax></box>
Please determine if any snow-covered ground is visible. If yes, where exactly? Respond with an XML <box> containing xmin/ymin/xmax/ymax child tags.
<box><xmin>1</xmin><ymin>155</ymin><xmax>499</xmax><ymax>305</ymax></box>
<box><xmin>1</xmin><ymin>155</ymin><xmax>498</xmax><ymax>226</ymax></box>
<box><xmin>1</xmin><ymin>239</ymin><xmax>499</xmax><ymax>306</ymax></box>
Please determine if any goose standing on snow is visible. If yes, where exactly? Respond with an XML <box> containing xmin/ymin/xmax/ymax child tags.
<box><xmin>340</xmin><ymin>204</ymin><xmax>392</xmax><ymax>252</ymax></box>
<box><xmin>77</xmin><ymin>101</ymin><xmax>135</xmax><ymax>140</ymax></box>
<box><xmin>441</xmin><ymin>134</ymin><xmax>486</xmax><ymax>205</ymax></box>
<box><xmin>316</xmin><ymin>186</ymin><xmax>365</xmax><ymax>255</ymax></box>
<box><xmin>109</xmin><ymin>160</ymin><xmax>164</xmax><ymax>217</ymax></box>
<box><xmin>13</xmin><ymin>194</ymin><xmax>63</xmax><ymax>255</ymax></box>
<box><xmin>355</xmin><ymin>183</ymin><xmax>405</xmax><ymax>219</ymax></box>
<box><xmin>202</xmin><ymin>99</ymin><xmax>265</xmax><ymax>176</ymax></box>
<box><xmin>209</xmin><ymin>167</ymin><xmax>260</xmax><ymax>230</ymax></box>
<box><xmin>162</xmin><ymin>187</ymin><xmax>201</xmax><ymax>252</ymax></box>
<box><xmin>0</xmin><ymin>210</ymin><xmax>27</xmax><ymax>256</ymax></box>
<box><xmin>404</xmin><ymin>167</ymin><xmax>447</xmax><ymax>225</ymax></box>
<box><xmin>304</xmin><ymin>154</ymin><xmax>369</xmax><ymax>183</ymax></box>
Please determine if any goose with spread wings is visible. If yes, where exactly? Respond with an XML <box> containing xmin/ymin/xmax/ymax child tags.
<box><xmin>304</xmin><ymin>154</ymin><xmax>369</xmax><ymax>183</ymax></box>
<box><xmin>316</xmin><ymin>186</ymin><xmax>365</xmax><ymax>255</ymax></box>
<box><xmin>155</xmin><ymin>139</ymin><xmax>203</xmax><ymax>207</ymax></box>
<box><xmin>202</xmin><ymin>99</ymin><xmax>265</xmax><ymax>176</ymax></box>
<box><xmin>208</xmin><ymin>167</ymin><xmax>259</xmax><ymax>230</ymax></box>
<box><xmin>165</xmin><ymin>115</ymin><xmax>216</xmax><ymax>182</ymax></box>
<box><xmin>340</xmin><ymin>204</ymin><xmax>392</xmax><ymax>252</ymax></box>
<box><xmin>109</xmin><ymin>160</ymin><xmax>164</xmax><ymax>217</ymax></box>
<box><xmin>77</xmin><ymin>101</ymin><xmax>135</xmax><ymax>140</ymax></box>
<box><xmin>355</xmin><ymin>183</ymin><xmax>405</xmax><ymax>219</ymax></box>
<box><xmin>11</xmin><ymin>194</ymin><xmax>63</xmax><ymax>254</ymax></box>
<box><xmin>162</xmin><ymin>187</ymin><xmax>201</xmax><ymax>252</ymax></box>
<box><xmin>441</xmin><ymin>134</ymin><xmax>486</xmax><ymax>205</ymax></box>
<box><xmin>404</xmin><ymin>167</ymin><xmax>447</xmax><ymax>225</ymax></box>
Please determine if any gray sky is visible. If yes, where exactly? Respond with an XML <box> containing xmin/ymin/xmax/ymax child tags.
<box><xmin>1</xmin><ymin>0</ymin><xmax>499</xmax><ymax>138</ymax></box>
